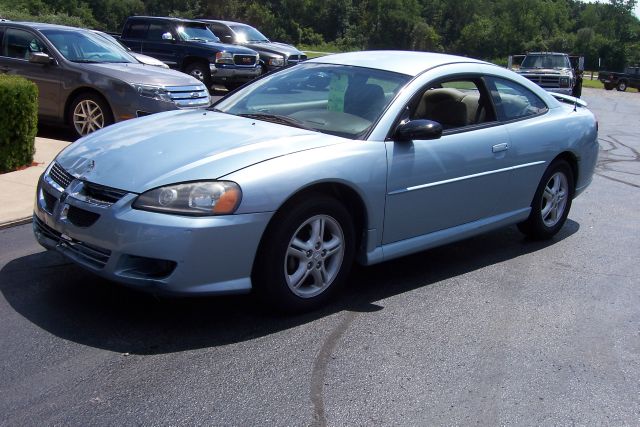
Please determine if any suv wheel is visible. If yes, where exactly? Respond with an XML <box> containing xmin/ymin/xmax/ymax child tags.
<box><xmin>185</xmin><ymin>62</ymin><xmax>212</xmax><ymax>89</ymax></box>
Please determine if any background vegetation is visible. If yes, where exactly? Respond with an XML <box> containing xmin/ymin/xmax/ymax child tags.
<box><xmin>0</xmin><ymin>0</ymin><xmax>638</xmax><ymax>70</ymax></box>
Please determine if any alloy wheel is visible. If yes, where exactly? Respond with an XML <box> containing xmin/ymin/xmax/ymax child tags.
<box><xmin>284</xmin><ymin>214</ymin><xmax>345</xmax><ymax>298</ymax></box>
<box><xmin>73</xmin><ymin>99</ymin><xmax>105</xmax><ymax>136</ymax></box>
<box><xmin>540</xmin><ymin>171</ymin><xmax>568</xmax><ymax>227</ymax></box>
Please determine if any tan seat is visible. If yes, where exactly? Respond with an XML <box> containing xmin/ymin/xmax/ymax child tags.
<box><xmin>414</xmin><ymin>87</ymin><xmax>483</xmax><ymax>128</ymax></box>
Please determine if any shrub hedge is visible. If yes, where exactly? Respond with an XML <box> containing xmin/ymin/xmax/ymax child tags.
<box><xmin>0</xmin><ymin>75</ymin><xmax>38</xmax><ymax>173</ymax></box>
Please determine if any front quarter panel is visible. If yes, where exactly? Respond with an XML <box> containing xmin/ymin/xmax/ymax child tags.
<box><xmin>222</xmin><ymin>139</ymin><xmax>388</xmax><ymax>250</ymax></box>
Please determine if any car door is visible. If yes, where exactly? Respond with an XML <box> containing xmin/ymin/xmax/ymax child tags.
<box><xmin>484</xmin><ymin>76</ymin><xmax>554</xmax><ymax>210</ymax></box>
<box><xmin>383</xmin><ymin>77</ymin><xmax>523</xmax><ymax>244</ymax></box>
<box><xmin>0</xmin><ymin>27</ymin><xmax>61</xmax><ymax>120</ymax></box>
<box><xmin>141</xmin><ymin>21</ymin><xmax>179</xmax><ymax>68</ymax></box>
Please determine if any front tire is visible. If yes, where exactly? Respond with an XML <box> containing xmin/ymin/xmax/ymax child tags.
<box><xmin>184</xmin><ymin>62</ymin><xmax>212</xmax><ymax>90</ymax></box>
<box><xmin>604</xmin><ymin>83</ymin><xmax>614</xmax><ymax>90</ymax></box>
<box><xmin>617</xmin><ymin>80</ymin><xmax>628</xmax><ymax>91</ymax></box>
<box><xmin>518</xmin><ymin>160</ymin><xmax>574</xmax><ymax>240</ymax></box>
<box><xmin>69</xmin><ymin>92</ymin><xmax>114</xmax><ymax>138</ymax></box>
<box><xmin>253</xmin><ymin>195</ymin><xmax>355</xmax><ymax>312</ymax></box>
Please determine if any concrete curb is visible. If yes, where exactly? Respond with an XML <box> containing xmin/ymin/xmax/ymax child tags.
<box><xmin>0</xmin><ymin>217</ymin><xmax>31</xmax><ymax>230</ymax></box>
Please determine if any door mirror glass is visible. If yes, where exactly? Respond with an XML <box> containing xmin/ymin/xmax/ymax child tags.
<box><xmin>161</xmin><ymin>32</ymin><xmax>173</xmax><ymax>41</ymax></box>
<box><xmin>395</xmin><ymin>119</ymin><xmax>443</xmax><ymax>141</ymax></box>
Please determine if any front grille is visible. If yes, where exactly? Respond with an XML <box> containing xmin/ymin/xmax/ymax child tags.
<box><xmin>287</xmin><ymin>54</ymin><xmax>307</xmax><ymax>64</ymax></box>
<box><xmin>233</xmin><ymin>54</ymin><xmax>257</xmax><ymax>66</ymax></box>
<box><xmin>34</xmin><ymin>216</ymin><xmax>111</xmax><ymax>269</ymax></box>
<box><xmin>42</xmin><ymin>189</ymin><xmax>57</xmax><ymax>214</ymax></box>
<box><xmin>67</xmin><ymin>206</ymin><xmax>100</xmax><ymax>227</ymax></box>
<box><xmin>49</xmin><ymin>162</ymin><xmax>74</xmax><ymax>189</ymax></box>
<box><xmin>523</xmin><ymin>75</ymin><xmax>561</xmax><ymax>87</ymax></box>
<box><xmin>166</xmin><ymin>85</ymin><xmax>210</xmax><ymax>108</ymax></box>
<box><xmin>82</xmin><ymin>182</ymin><xmax>128</xmax><ymax>206</ymax></box>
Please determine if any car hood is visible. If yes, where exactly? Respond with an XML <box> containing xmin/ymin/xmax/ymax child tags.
<box><xmin>82</xmin><ymin>62</ymin><xmax>202</xmax><ymax>86</ymax></box>
<box><xmin>55</xmin><ymin>110</ymin><xmax>346</xmax><ymax>193</ymax></box>
<box><xmin>242</xmin><ymin>41</ymin><xmax>303</xmax><ymax>57</ymax></box>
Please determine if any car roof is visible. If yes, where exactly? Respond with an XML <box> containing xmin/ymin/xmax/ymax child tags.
<box><xmin>307</xmin><ymin>50</ymin><xmax>487</xmax><ymax>77</ymax></box>
<box><xmin>0</xmin><ymin>21</ymin><xmax>89</xmax><ymax>31</ymax></box>
<box><xmin>128</xmin><ymin>16</ymin><xmax>207</xmax><ymax>25</ymax></box>
<box><xmin>199</xmin><ymin>19</ymin><xmax>244</xmax><ymax>27</ymax></box>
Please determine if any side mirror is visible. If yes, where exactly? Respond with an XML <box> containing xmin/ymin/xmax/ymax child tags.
<box><xmin>29</xmin><ymin>52</ymin><xmax>53</xmax><ymax>65</ymax></box>
<box><xmin>161</xmin><ymin>32</ymin><xmax>174</xmax><ymax>41</ymax></box>
<box><xmin>394</xmin><ymin>119</ymin><xmax>443</xmax><ymax>141</ymax></box>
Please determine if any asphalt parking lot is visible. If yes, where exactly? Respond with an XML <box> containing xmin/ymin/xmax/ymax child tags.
<box><xmin>0</xmin><ymin>88</ymin><xmax>638</xmax><ymax>425</ymax></box>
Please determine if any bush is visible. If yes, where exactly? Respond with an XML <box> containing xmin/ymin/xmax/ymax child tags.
<box><xmin>0</xmin><ymin>75</ymin><xmax>38</xmax><ymax>173</ymax></box>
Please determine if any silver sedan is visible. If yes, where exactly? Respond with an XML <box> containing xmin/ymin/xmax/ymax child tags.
<box><xmin>33</xmin><ymin>51</ymin><xmax>598</xmax><ymax>312</ymax></box>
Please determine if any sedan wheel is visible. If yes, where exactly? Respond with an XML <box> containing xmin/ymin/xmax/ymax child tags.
<box><xmin>254</xmin><ymin>195</ymin><xmax>355</xmax><ymax>312</ymax></box>
<box><xmin>285</xmin><ymin>214</ymin><xmax>345</xmax><ymax>299</ymax></box>
<box><xmin>69</xmin><ymin>93</ymin><xmax>113</xmax><ymax>138</ymax></box>
<box><xmin>518</xmin><ymin>160</ymin><xmax>574</xmax><ymax>239</ymax></box>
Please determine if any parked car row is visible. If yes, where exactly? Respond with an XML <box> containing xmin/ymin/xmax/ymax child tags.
<box><xmin>0</xmin><ymin>17</ymin><xmax>307</xmax><ymax>137</ymax></box>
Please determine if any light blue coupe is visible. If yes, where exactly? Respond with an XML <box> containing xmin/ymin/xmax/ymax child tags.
<box><xmin>33</xmin><ymin>51</ymin><xmax>598</xmax><ymax>311</ymax></box>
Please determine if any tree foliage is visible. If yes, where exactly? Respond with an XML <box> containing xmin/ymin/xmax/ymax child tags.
<box><xmin>0</xmin><ymin>0</ymin><xmax>638</xmax><ymax>70</ymax></box>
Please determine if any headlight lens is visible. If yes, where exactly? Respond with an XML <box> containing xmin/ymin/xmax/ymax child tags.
<box><xmin>269</xmin><ymin>56</ymin><xmax>285</xmax><ymax>67</ymax></box>
<box><xmin>133</xmin><ymin>181</ymin><xmax>242</xmax><ymax>216</ymax></box>
<box><xmin>559</xmin><ymin>76</ymin><xmax>570</xmax><ymax>87</ymax></box>
<box><xmin>215</xmin><ymin>51</ymin><xmax>234</xmax><ymax>64</ymax></box>
<box><xmin>133</xmin><ymin>84</ymin><xmax>172</xmax><ymax>102</ymax></box>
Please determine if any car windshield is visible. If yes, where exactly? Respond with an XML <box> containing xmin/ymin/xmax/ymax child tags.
<box><xmin>214</xmin><ymin>63</ymin><xmax>410</xmax><ymax>139</ymax></box>
<box><xmin>177</xmin><ymin>24</ymin><xmax>219</xmax><ymax>42</ymax></box>
<box><xmin>41</xmin><ymin>29</ymin><xmax>136</xmax><ymax>64</ymax></box>
<box><xmin>230</xmin><ymin>25</ymin><xmax>269</xmax><ymax>43</ymax></box>
<box><xmin>521</xmin><ymin>55</ymin><xmax>570</xmax><ymax>69</ymax></box>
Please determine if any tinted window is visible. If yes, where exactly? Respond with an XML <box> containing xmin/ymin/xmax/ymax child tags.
<box><xmin>487</xmin><ymin>77</ymin><xmax>548</xmax><ymax>121</ymax></box>
<box><xmin>210</xmin><ymin>23</ymin><xmax>233</xmax><ymax>40</ymax></box>
<box><xmin>125</xmin><ymin>20</ymin><xmax>148</xmax><ymax>39</ymax></box>
<box><xmin>147</xmin><ymin>22</ymin><xmax>172</xmax><ymax>41</ymax></box>
<box><xmin>411</xmin><ymin>79</ymin><xmax>495</xmax><ymax>130</ymax></box>
<box><xmin>2</xmin><ymin>28</ymin><xmax>48</xmax><ymax>60</ymax></box>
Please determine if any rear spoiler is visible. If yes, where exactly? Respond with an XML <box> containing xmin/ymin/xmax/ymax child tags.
<box><xmin>550</xmin><ymin>92</ymin><xmax>588</xmax><ymax>108</ymax></box>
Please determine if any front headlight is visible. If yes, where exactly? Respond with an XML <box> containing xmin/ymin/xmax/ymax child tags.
<box><xmin>133</xmin><ymin>181</ymin><xmax>242</xmax><ymax>216</ymax></box>
<box><xmin>133</xmin><ymin>84</ymin><xmax>172</xmax><ymax>102</ymax></box>
<box><xmin>215</xmin><ymin>51</ymin><xmax>234</xmax><ymax>64</ymax></box>
<box><xmin>269</xmin><ymin>56</ymin><xmax>285</xmax><ymax>67</ymax></box>
<box><xmin>559</xmin><ymin>76</ymin><xmax>570</xmax><ymax>87</ymax></box>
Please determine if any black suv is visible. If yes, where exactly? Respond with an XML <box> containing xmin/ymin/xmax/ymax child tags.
<box><xmin>200</xmin><ymin>20</ymin><xmax>306</xmax><ymax>74</ymax></box>
<box><xmin>119</xmin><ymin>16</ymin><xmax>261</xmax><ymax>89</ymax></box>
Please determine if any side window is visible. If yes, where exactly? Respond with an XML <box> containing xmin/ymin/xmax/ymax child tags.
<box><xmin>2</xmin><ymin>28</ymin><xmax>48</xmax><ymax>59</ymax></box>
<box><xmin>212</xmin><ymin>24</ymin><xmax>233</xmax><ymax>40</ymax></box>
<box><xmin>147</xmin><ymin>21</ymin><xmax>172</xmax><ymax>41</ymax></box>
<box><xmin>411</xmin><ymin>78</ymin><xmax>496</xmax><ymax>130</ymax></box>
<box><xmin>125</xmin><ymin>20</ymin><xmax>148</xmax><ymax>39</ymax></box>
<box><xmin>487</xmin><ymin>77</ymin><xmax>548</xmax><ymax>121</ymax></box>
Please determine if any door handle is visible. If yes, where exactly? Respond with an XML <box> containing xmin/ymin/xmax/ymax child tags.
<box><xmin>492</xmin><ymin>143</ymin><xmax>509</xmax><ymax>153</ymax></box>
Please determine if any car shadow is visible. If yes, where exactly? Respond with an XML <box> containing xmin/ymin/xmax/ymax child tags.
<box><xmin>0</xmin><ymin>221</ymin><xmax>579</xmax><ymax>355</ymax></box>
<box><xmin>37</xmin><ymin>124</ymin><xmax>76</xmax><ymax>142</ymax></box>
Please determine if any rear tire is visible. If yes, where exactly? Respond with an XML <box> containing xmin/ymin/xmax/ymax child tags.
<box><xmin>253</xmin><ymin>194</ymin><xmax>355</xmax><ymax>313</ymax></box>
<box><xmin>616</xmin><ymin>80</ymin><xmax>628</xmax><ymax>91</ymax></box>
<box><xmin>518</xmin><ymin>160</ymin><xmax>574</xmax><ymax>240</ymax></box>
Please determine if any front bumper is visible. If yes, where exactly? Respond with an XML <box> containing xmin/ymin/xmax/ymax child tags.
<box><xmin>111</xmin><ymin>86</ymin><xmax>210</xmax><ymax>122</ymax></box>
<box><xmin>209</xmin><ymin>64</ymin><xmax>262</xmax><ymax>82</ymax></box>
<box><xmin>33</xmin><ymin>170</ymin><xmax>272</xmax><ymax>295</ymax></box>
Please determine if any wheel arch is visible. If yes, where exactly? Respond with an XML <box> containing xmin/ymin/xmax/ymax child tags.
<box><xmin>181</xmin><ymin>56</ymin><xmax>210</xmax><ymax>71</ymax></box>
<box><xmin>64</xmin><ymin>87</ymin><xmax>113</xmax><ymax>124</ymax></box>
<box><xmin>254</xmin><ymin>181</ymin><xmax>369</xmax><ymax>268</ymax></box>
<box><xmin>552</xmin><ymin>151</ymin><xmax>579</xmax><ymax>195</ymax></box>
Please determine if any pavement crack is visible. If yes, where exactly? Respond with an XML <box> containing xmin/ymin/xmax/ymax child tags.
<box><xmin>310</xmin><ymin>311</ymin><xmax>358</xmax><ymax>427</ymax></box>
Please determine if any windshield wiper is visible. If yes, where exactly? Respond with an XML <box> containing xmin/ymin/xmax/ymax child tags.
<box><xmin>188</xmin><ymin>37</ymin><xmax>210</xmax><ymax>42</ymax></box>
<box><xmin>237</xmin><ymin>113</ymin><xmax>315</xmax><ymax>131</ymax></box>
